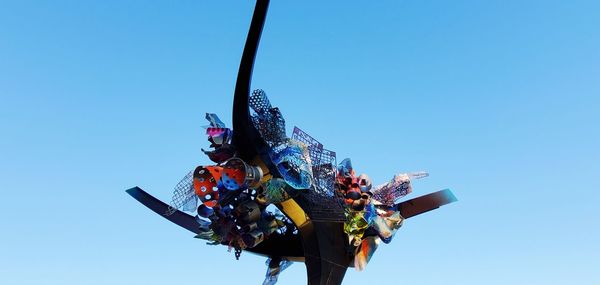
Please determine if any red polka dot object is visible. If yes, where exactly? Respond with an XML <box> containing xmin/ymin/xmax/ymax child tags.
<box><xmin>193</xmin><ymin>166</ymin><xmax>220</xmax><ymax>208</ymax></box>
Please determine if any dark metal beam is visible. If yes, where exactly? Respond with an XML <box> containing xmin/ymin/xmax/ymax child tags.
<box><xmin>397</xmin><ymin>189</ymin><xmax>457</xmax><ymax>219</ymax></box>
<box><xmin>231</xmin><ymin>0</ymin><xmax>273</xmax><ymax>167</ymax></box>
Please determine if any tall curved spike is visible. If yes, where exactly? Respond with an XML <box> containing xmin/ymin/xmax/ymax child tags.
<box><xmin>232</xmin><ymin>0</ymin><xmax>271</xmax><ymax>162</ymax></box>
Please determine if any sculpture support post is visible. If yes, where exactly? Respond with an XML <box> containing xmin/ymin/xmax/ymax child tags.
<box><xmin>230</xmin><ymin>1</ymin><xmax>350</xmax><ymax>283</ymax></box>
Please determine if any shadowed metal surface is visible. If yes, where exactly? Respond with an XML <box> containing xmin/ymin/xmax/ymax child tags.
<box><xmin>231</xmin><ymin>0</ymin><xmax>276</xmax><ymax>175</ymax></box>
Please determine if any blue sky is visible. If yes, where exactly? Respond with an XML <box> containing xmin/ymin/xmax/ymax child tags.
<box><xmin>1</xmin><ymin>1</ymin><xmax>599</xmax><ymax>284</ymax></box>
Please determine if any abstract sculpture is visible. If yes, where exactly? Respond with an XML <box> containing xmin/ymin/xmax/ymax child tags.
<box><xmin>126</xmin><ymin>1</ymin><xmax>457</xmax><ymax>284</ymax></box>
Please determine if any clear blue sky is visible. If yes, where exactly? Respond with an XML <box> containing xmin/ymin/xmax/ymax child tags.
<box><xmin>1</xmin><ymin>1</ymin><xmax>599</xmax><ymax>284</ymax></box>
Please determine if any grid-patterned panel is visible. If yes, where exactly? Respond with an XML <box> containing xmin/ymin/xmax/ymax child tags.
<box><xmin>167</xmin><ymin>170</ymin><xmax>197</xmax><ymax>215</ymax></box>
<box><xmin>292</xmin><ymin>127</ymin><xmax>345</xmax><ymax>221</ymax></box>
<box><xmin>250</xmin><ymin>90</ymin><xmax>287</xmax><ymax>146</ymax></box>
<box><xmin>372</xmin><ymin>174</ymin><xmax>412</xmax><ymax>206</ymax></box>
<box><xmin>249</xmin><ymin>89</ymin><xmax>272</xmax><ymax>113</ymax></box>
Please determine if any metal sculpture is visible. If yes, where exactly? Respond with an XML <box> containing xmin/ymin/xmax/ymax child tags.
<box><xmin>126</xmin><ymin>1</ymin><xmax>457</xmax><ymax>284</ymax></box>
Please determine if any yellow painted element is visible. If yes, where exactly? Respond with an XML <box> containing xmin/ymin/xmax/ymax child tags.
<box><xmin>252</xmin><ymin>156</ymin><xmax>273</xmax><ymax>183</ymax></box>
<box><xmin>279</xmin><ymin>198</ymin><xmax>309</xmax><ymax>227</ymax></box>
<box><xmin>251</xmin><ymin>156</ymin><xmax>310</xmax><ymax>227</ymax></box>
